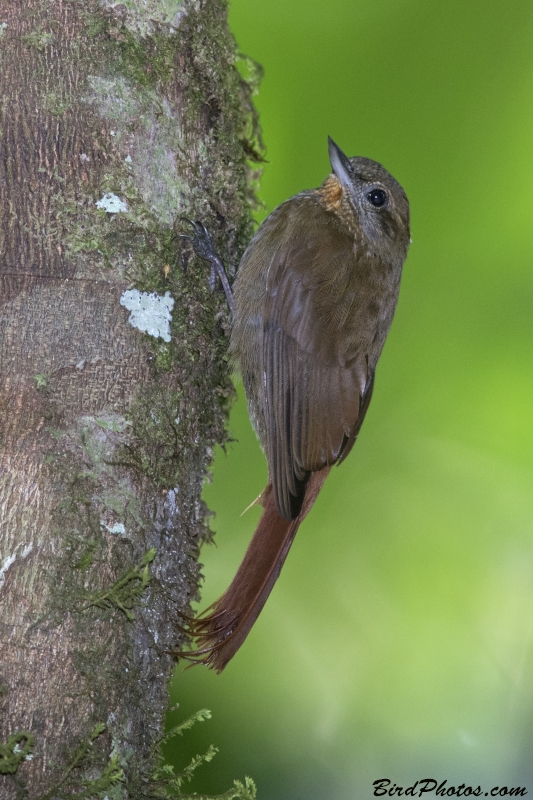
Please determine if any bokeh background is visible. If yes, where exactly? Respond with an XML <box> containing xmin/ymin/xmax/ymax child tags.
<box><xmin>168</xmin><ymin>0</ymin><xmax>533</xmax><ymax>796</ymax></box>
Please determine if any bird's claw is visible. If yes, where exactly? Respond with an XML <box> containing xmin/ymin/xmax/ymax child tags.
<box><xmin>180</xmin><ymin>219</ymin><xmax>216</xmax><ymax>261</ymax></box>
<box><xmin>179</xmin><ymin>218</ymin><xmax>236</xmax><ymax>317</ymax></box>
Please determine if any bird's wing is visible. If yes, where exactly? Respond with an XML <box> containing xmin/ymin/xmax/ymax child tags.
<box><xmin>261</xmin><ymin>203</ymin><xmax>375</xmax><ymax>520</ymax></box>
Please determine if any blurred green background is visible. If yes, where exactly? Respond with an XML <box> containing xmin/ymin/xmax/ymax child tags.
<box><xmin>169</xmin><ymin>0</ymin><xmax>533</xmax><ymax>796</ymax></box>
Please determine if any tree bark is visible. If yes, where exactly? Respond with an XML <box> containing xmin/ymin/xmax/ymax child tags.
<box><xmin>0</xmin><ymin>1</ymin><xmax>260</xmax><ymax>796</ymax></box>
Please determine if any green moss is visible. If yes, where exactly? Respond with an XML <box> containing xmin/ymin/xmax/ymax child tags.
<box><xmin>0</xmin><ymin>732</ymin><xmax>35</xmax><ymax>776</ymax></box>
<box><xmin>114</xmin><ymin>28</ymin><xmax>178</xmax><ymax>89</ymax></box>
<box><xmin>152</xmin><ymin>340</ymin><xmax>173</xmax><ymax>371</ymax></box>
<box><xmin>73</xmin><ymin>547</ymin><xmax>95</xmax><ymax>572</ymax></box>
<box><xmin>154</xmin><ymin>709</ymin><xmax>257</xmax><ymax>799</ymax></box>
<box><xmin>34</xmin><ymin>724</ymin><xmax>124</xmax><ymax>800</ymax></box>
<box><xmin>80</xmin><ymin>754</ymin><xmax>124</xmax><ymax>798</ymax></box>
<box><xmin>34</xmin><ymin>373</ymin><xmax>48</xmax><ymax>389</ymax></box>
<box><xmin>43</xmin><ymin>90</ymin><xmax>71</xmax><ymax>116</ymax></box>
<box><xmin>21</xmin><ymin>28</ymin><xmax>55</xmax><ymax>51</ymax></box>
<box><xmin>79</xmin><ymin>548</ymin><xmax>156</xmax><ymax>622</ymax></box>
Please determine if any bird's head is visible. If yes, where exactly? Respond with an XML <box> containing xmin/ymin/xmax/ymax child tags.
<box><xmin>327</xmin><ymin>136</ymin><xmax>410</xmax><ymax>262</ymax></box>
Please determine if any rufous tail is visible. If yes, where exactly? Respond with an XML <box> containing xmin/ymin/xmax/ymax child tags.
<box><xmin>176</xmin><ymin>466</ymin><xmax>331</xmax><ymax>672</ymax></box>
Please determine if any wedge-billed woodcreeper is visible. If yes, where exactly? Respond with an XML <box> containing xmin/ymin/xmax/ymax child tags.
<box><xmin>180</xmin><ymin>137</ymin><xmax>410</xmax><ymax>671</ymax></box>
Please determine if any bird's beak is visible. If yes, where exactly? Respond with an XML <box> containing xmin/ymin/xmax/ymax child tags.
<box><xmin>328</xmin><ymin>137</ymin><xmax>352</xmax><ymax>188</ymax></box>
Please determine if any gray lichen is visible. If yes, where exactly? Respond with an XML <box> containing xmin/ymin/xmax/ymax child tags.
<box><xmin>87</xmin><ymin>74</ymin><xmax>188</xmax><ymax>224</ymax></box>
<box><xmin>96</xmin><ymin>191</ymin><xmax>129</xmax><ymax>213</ymax></box>
<box><xmin>98</xmin><ymin>0</ymin><xmax>190</xmax><ymax>38</ymax></box>
<box><xmin>120</xmin><ymin>289</ymin><xmax>175</xmax><ymax>342</ymax></box>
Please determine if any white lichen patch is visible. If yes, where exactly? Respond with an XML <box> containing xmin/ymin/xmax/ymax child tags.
<box><xmin>0</xmin><ymin>544</ymin><xmax>33</xmax><ymax>588</ymax></box>
<box><xmin>96</xmin><ymin>192</ymin><xmax>128</xmax><ymax>213</ymax></box>
<box><xmin>102</xmin><ymin>522</ymin><xmax>127</xmax><ymax>535</ymax></box>
<box><xmin>120</xmin><ymin>289</ymin><xmax>174</xmax><ymax>342</ymax></box>
<box><xmin>0</xmin><ymin>553</ymin><xmax>16</xmax><ymax>587</ymax></box>
<box><xmin>0</xmin><ymin>22</ymin><xmax>7</xmax><ymax>37</ymax></box>
<box><xmin>98</xmin><ymin>0</ymin><xmax>188</xmax><ymax>37</ymax></box>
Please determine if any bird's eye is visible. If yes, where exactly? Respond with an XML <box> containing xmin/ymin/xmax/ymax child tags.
<box><xmin>367</xmin><ymin>188</ymin><xmax>387</xmax><ymax>207</ymax></box>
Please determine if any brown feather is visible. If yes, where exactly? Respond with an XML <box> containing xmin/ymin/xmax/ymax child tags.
<box><xmin>248</xmin><ymin>197</ymin><xmax>384</xmax><ymax>519</ymax></box>
<box><xmin>176</xmin><ymin>468</ymin><xmax>330</xmax><ymax>673</ymax></box>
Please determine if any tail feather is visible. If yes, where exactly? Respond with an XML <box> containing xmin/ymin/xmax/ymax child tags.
<box><xmin>177</xmin><ymin>466</ymin><xmax>330</xmax><ymax>672</ymax></box>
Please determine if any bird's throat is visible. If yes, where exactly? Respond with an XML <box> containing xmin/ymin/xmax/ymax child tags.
<box><xmin>317</xmin><ymin>173</ymin><xmax>343</xmax><ymax>212</ymax></box>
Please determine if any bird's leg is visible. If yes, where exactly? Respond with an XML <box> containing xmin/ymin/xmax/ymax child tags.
<box><xmin>179</xmin><ymin>220</ymin><xmax>236</xmax><ymax>318</ymax></box>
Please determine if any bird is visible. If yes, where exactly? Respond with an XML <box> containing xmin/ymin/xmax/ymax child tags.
<box><xmin>178</xmin><ymin>137</ymin><xmax>410</xmax><ymax>672</ymax></box>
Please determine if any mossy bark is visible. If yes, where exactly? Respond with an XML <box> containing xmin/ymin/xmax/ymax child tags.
<box><xmin>0</xmin><ymin>1</ymin><xmax>260</xmax><ymax>796</ymax></box>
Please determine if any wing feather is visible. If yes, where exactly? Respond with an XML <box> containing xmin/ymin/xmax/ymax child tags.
<box><xmin>258</xmin><ymin>210</ymin><xmax>375</xmax><ymax>520</ymax></box>
<box><xmin>233</xmin><ymin>197</ymin><xmax>386</xmax><ymax>521</ymax></box>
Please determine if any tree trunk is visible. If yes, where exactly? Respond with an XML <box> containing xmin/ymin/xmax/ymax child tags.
<box><xmin>0</xmin><ymin>1</ymin><xmax>260</xmax><ymax>796</ymax></box>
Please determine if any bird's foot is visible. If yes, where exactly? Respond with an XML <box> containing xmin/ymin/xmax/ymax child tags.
<box><xmin>179</xmin><ymin>219</ymin><xmax>235</xmax><ymax>318</ymax></box>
